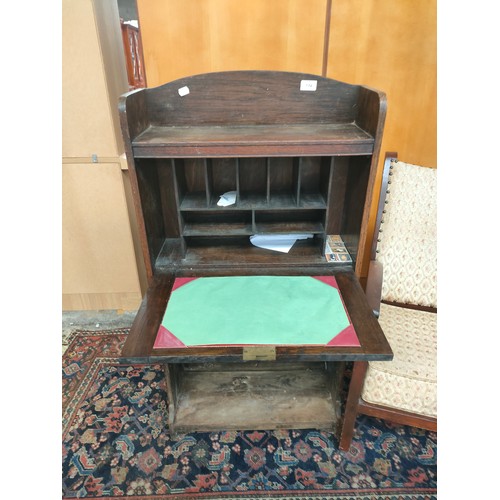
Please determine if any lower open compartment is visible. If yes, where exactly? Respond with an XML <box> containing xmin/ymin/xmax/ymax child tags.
<box><xmin>164</xmin><ymin>361</ymin><xmax>344</xmax><ymax>433</ymax></box>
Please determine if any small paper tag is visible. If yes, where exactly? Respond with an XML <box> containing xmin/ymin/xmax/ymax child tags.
<box><xmin>178</xmin><ymin>86</ymin><xmax>190</xmax><ymax>97</ymax></box>
<box><xmin>300</xmin><ymin>80</ymin><xmax>317</xmax><ymax>91</ymax></box>
<box><xmin>243</xmin><ymin>346</ymin><xmax>276</xmax><ymax>361</ymax></box>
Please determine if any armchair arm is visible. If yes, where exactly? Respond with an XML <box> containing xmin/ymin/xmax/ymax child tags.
<box><xmin>365</xmin><ymin>260</ymin><xmax>383</xmax><ymax>318</ymax></box>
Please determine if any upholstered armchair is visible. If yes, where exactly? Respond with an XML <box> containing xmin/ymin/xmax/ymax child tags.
<box><xmin>358</xmin><ymin>153</ymin><xmax>437</xmax><ymax>431</ymax></box>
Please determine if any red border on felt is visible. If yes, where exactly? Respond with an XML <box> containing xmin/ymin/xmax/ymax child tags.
<box><xmin>171</xmin><ymin>277</ymin><xmax>198</xmax><ymax>292</ymax></box>
<box><xmin>326</xmin><ymin>324</ymin><xmax>359</xmax><ymax>346</ymax></box>
<box><xmin>154</xmin><ymin>276</ymin><xmax>360</xmax><ymax>348</ymax></box>
<box><xmin>311</xmin><ymin>276</ymin><xmax>360</xmax><ymax>347</ymax></box>
<box><xmin>153</xmin><ymin>325</ymin><xmax>187</xmax><ymax>348</ymax></box>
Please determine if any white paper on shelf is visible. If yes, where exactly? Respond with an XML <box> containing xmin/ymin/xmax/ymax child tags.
<box><xmin>217</xmin><ymin>191</ymin><xmax>237</xmax><ymax>206</ymax></box>
<box><xmin>250</xmin><ymin>233</ymin><xmax>313</xmax><ymax>253</ymax></box>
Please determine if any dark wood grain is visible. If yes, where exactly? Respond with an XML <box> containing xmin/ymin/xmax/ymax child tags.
<box><xmin>326</xmin><ymin>360</ymin><xmax>345</xmax><ymax>431</ymax></box>
<box><xmin>157</xmin><ymin>160</ymin><xmax>181</xmax><ymax>238</ymax></box>
<box><xmin>357</xmin><ymin>399</ymin><xmax>437</xmax><ymax>431</ymax></box>
<box><xmin>209</xmin><ymin>158</ymin><xmax>237</xmax><ymax>198</ymax></box>
<box><xmin>154</xmin><ymin>238</ymin><xmax>328</xmax><ymax>271</ymax></box>
<box><xmin>142</xmin><ymin>71</ymin><xmax>361</xmax><ymax>127</ymax></box>
<box><xmin>118</xmin><ymin>89</ymin><xmax>149</xmax><ymax>144</ymax></box>
<box><xmin>356</xmin><ymin>86</ymin><xmax>386</xmax><ymax>138</ymax></box>
<box><xmin>335</xmin><ymin>272</ymin><xmax>392</xmax><ymax>357</ymax></box>
<box><xmin>339</xmin><ymin>361</ymin><xmax>368</xmax><ymax>451</ymax></box>
<box><xmin>118</xmin><ymin>89</ymin><xmax>153</xmax><ymax>281</ymax></box>
<box><xmin>365</xmin><ymin>260</ymin><xmax>383</xmax><ymax>317</ymax></box>
<box><xmin>118</xmin><ymin>71</ymin><xmax>390</xmax><ymax>447</ymax></box>
<box><xmin>353</xmin><ymin>86</ymin><xmax>387</xmax><ymax>277</ymax></box>
<box><xmin>340</xmin><ymin>156</ymin><xmax>371</xmax><ymax>265</ymax></box>
<box><xmin>269</xmin><ymin>158</ymin><xmax>294</xmax><ymax>196</ymax></box>
<box><xmin>119</xmin><ymin>71</ymin><xmax>386</xmax><ymax>282</ymax></box>
<box><xmin>133</xmin><ymin>123</ymin><xmax>373</xmax><ymax>145</ymax></box>
<box><xmin>382</xmin><ymin>300</ymin><xmax>437</xmax><ymax>314</ymax></box>
<box><xmin>120</xmin><ymin>274</ymin><xmax>175</xmax><ymax>361</ymax></box>
<box><xmin>326</xmin><ymin>156</ymin><xmax>348</xmax><ymax>235</ymax></box>
<box><xmin>132</xmin><ymin>124</ymin><xmax>374</xmax><ymax>158</ymax></box>
<box><xmin>164</xmin><ymin>363</ymin><xmax>180</xmax><ymax>428</ymax></box>
<box><xmin>134</xmin><ymin>161</ymin><xmax>167</xmax><ymax>265</ymax></box>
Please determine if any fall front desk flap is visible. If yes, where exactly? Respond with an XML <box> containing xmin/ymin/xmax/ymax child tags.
<box><xmin>153</xmin><ymin>276</ymin><xmax>360</xmax><ymax>348</ymax></box>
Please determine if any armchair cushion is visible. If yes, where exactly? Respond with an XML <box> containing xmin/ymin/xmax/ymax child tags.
<box><xmin>361</xmin><ymin>302</ymin><xmax>437</xmax><ymax>418</ymax></box>
<box><xmin>377</xmin><ymin>161</ymin><xmax>437</xmax><ymax>308</ymax></box>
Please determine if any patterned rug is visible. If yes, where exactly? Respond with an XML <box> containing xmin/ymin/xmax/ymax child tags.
<box><xmin>62</xmin><ymin>329</ymin><xmax>437</xmax><ymax>499</ymax></box>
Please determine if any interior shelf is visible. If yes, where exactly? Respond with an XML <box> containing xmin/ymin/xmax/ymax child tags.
<box><xmin>183</xmin><ymin>223</ymin><xmax>325</xmax><ymax>237</ymax></box>
<box><xmin>132</xmin><ymin>123</ymin><xmax>375</xmax><ymax>157</ymax></box>
<box><xmin>183</xmin><ymin>222</ymin><xmax>254</xmax><ymax>236</ymax></box>
<box><xmin>180</xmin><ymin>193</ymin><xmax>328</xmax><ymax>211</ymax></box>
<box><xmin>154</xmin><ymin>236</ymin><xmax>336</xmax><ymax>271</ymax></box>
<box><xmin>254</xmin><ymin>221</ymin><xmax>324</xmax><ymax>234</ymax></box>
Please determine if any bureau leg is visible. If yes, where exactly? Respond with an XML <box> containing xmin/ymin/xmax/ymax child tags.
<box><xmin>326</xmin><ymin>360</ymin><xmax>345</xmax><ymax>434</ymax></box>
<box><xmin>338</xmin><ymin>361</ymin><xmax>368</xmax><ymax>451</ymax></box>
<box><xmin>164</xmin><ymin>363</ymin><xmax>181</xmax><ymax>431</ymax></box>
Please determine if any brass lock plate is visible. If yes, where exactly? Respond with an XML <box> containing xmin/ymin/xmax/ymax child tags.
<box><xmin>242</xmin><ymin>346</ymin><xmax>276</xmax><ymax>361</ymax></box>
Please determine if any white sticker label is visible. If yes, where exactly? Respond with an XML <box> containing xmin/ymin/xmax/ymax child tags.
<box><xmin>178</xmin><ymin>86</ymin><xmax>190</xmax><ymax>97</ymax></box>
<box><xmin>300</xmin><ymin>80</ymin><xmax>317</xmax><ymax>91</ymax></box>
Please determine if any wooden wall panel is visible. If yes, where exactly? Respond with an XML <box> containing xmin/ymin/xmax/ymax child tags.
<box><xmin>137</xmin><ymin>0</ymin><xmax>328</xmax><ymax>86</ymax></box>
<box><xmin>326</xmin><ymin>0</ymin><xmax>436</xmax><ymax>277</ymax></box>
<box><xmin>63</xmin><ymin>0</ymin><xmax>145</xmax><ymax>310</ymax></box>
<box><xmin>137</xmin><ymin>0</ymin><xmax>436</xmax><ymax>166</ymax></box>
<box><xmin>62</xmin><ymin>0</ymin><xmax>122</xmax><ymax>158</ymax></box>
<box><xmin>327</xmin><ymin>0</ymin><xmax>437</xmax><ymax>169</ymax></box>
<box><xmin>62</xmin><ymin>163</ymin><xmax>142</xmax><ymax>310</ymax></box>
<box><xmin>92</xmin><ymin>0</ymin><xmax>129</xmax><ymax>154</ymax></box>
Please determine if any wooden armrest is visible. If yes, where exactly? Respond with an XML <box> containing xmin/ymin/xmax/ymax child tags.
<box><xmin>365</xmin><ymin>260</ymin><xmax>383</xmax><ymax>318</ymax></box>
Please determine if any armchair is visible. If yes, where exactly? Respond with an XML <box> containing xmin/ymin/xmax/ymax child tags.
<box><xmin>358</xmin><ymin>153</ymin><xmax>437</xmax><ymax>431</ymax></box>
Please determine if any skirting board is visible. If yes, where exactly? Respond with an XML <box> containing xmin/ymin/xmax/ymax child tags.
<box><xmin>62</xmin><ymin>292</ymin><xmax>142</xmax><ymax>311</ymax></box>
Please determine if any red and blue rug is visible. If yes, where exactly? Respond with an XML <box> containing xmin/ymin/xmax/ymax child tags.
<box><xmin>62</xmin><ymin>329</ymin><xmax>437</xmax><ymax>499</ymax></box>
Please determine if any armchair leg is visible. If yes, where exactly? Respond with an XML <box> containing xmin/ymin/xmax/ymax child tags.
<box><xmin>339</xmin><ymin>361</ymin><xmax>368</xmax><ymax>451</ymax></box>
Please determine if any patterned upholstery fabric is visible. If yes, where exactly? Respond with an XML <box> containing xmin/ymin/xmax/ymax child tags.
<box><xmin>362</xmin><ymin>159</ymin><xmax>437</xmax><ymax>418</ymax></box>
<box><xmin>361</xmin><ymin>303</ymin><xmax>437</xmax><ymax>417</ymax></box>
<box><xmin>376</xmin><ymin>160</ymin><xmax>437</xmax><ymax>307</ymax></box>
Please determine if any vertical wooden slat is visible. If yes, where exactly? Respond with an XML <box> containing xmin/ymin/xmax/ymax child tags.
<box><xmin>235</xmin><ymin>158</ymin><xmax>241</xmax><ymax>205</ymax></box>
<box><xmin>158</xmin><ymin>160</ymin><xmax>181</xmax><ymax>238</ymax></box>
<box><xmin>171</xmin><ymin>159</ymin><xmax>185</xmax><ymax>233</ymax></box>
<box><xmin>204</xmin><ymin>158</ymin><xmax>213</xmax><ymax>207</ymax></box>
<box><xmin>266</xmin><ymin>157</ymin><xmax>271</xmax><ymax>204</ymax></box>
<box><xmin>293</xmin><ymin>157</ymin><xmax>302</xmax><ymax>206</ymax></box>
<box><xmin>321</xmin><ymin>0</ymin><xmax>332</xmax><ymax>76</ymax></box>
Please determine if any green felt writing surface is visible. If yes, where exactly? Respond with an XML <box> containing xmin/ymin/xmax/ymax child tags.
<box><xmin>161</xmin><ymin>276</ymin><xmax>349</xmax><ymax>345</ymax></box>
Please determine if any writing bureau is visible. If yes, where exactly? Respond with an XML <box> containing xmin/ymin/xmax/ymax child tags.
<box><xmin>118</xmin><ymin>71</ymin><xmax>392</xmax><ymax>451</ymax></box>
